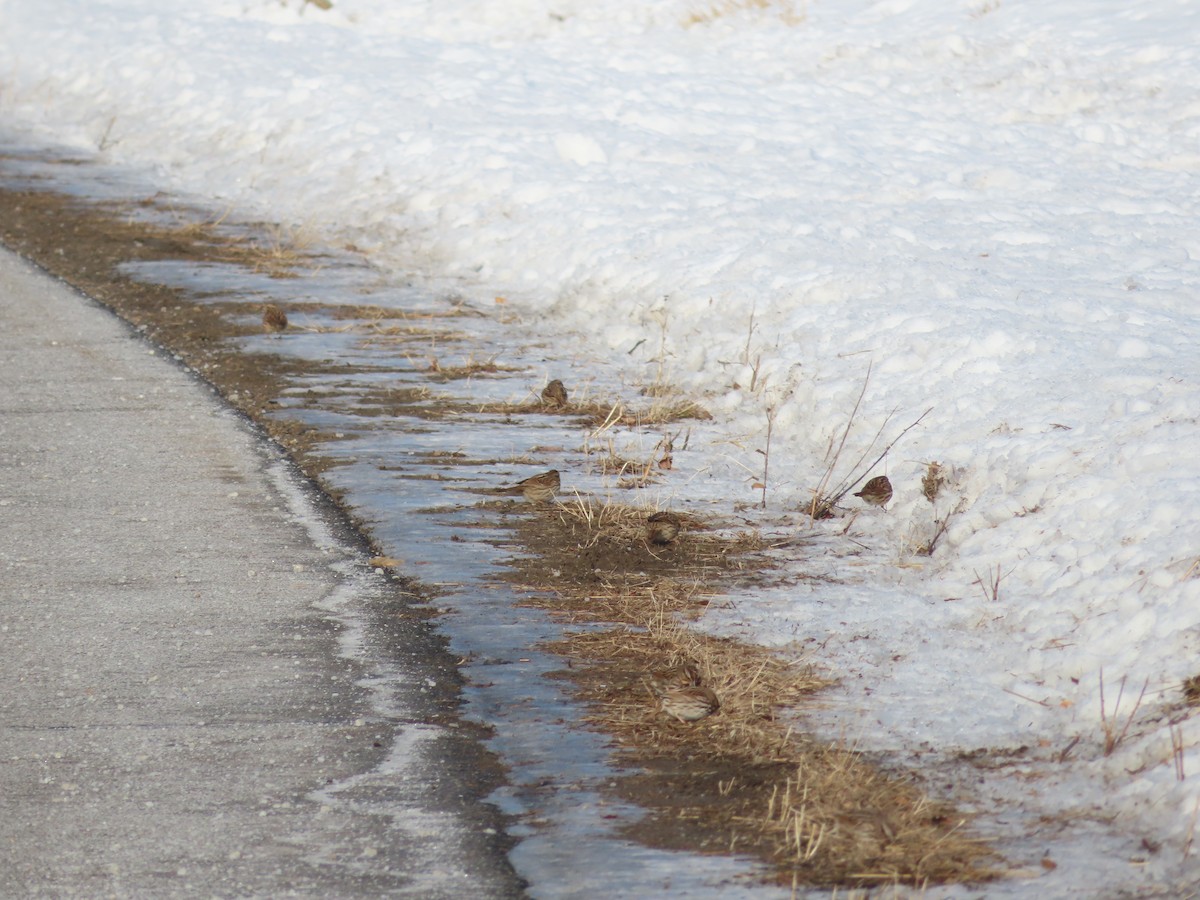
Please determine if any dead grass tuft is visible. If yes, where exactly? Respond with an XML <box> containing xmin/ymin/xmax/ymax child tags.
<box><xmin>416</xmin><ymin>391</ymin><xmax>710</xmax><ymax>428</ymax></box>
<box><xmin>1099</xmin><ymin>670</ymin><xmax>1149</xmax><ymax>756</ymax></box>
<box><xmin>583</xmin><ymin>440</ymin><xmax>662</xmax><ymax>489</ymax></box>
<box><xmin>506</xmin><ymin>498</ymin><xmax>996</xmax><ymax>887</ymax></box>
<box><xmin>683</xmin><ymin>0</ymin><xmax>808</xmax><ymax>27</ymax></box>
<box><xmin>424</xmin><ymin>354</ymin><xmax>522</xmax><ymax>381</ymax></box>
<box><xmin>548</xmin><ymin>623</ymin><xmax>825</xmax><ymax>761</ymax></box>
<box><xmin>922</xmin><ymin>460</ymin><xmax>946</xmax><ymax>504</ymax></box>
<box><xmin>805</xmin><ymin>364</ymin><xmax>931</xmax><ymax>521</ymax></box>
<box><xmin>571</xmin><ymin>397</ymin><xmax>712</xmax><ymax>428</ymax></box>
<box><xmin>763</xmin><ymin>748</ymin><xmax>989</xmax><ymax>884</ymax></box>
<box><xmin>104</xmin><ymin>200</ymin><xmax>322</xmax><ymax>278</ymax></box>
<box><xmin>1184</xmin><ymin>675</ymin><xmax>1200</xmax><ymax>707</ymax></box>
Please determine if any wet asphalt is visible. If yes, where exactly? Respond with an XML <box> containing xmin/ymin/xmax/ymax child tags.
<box><xmin>0</xmin><ymin>246</ymin><xmax>525</xmax><ymax>897</ymax></box>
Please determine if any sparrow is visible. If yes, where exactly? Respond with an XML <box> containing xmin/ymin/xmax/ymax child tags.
<box><xmin>645</xmin><ymin>511</ymin><xmax>682</xmax><ymax>545</ymax></box>
<box><xmin>499</xmin><ymin>469</ymin><xmax>561</xmax><ymax>502</ymax></box>
<box><xmin>647</xmin><ymin>663</ymin><xmax>701</xmax><ymax>696</ymax></box>
<box><xmin>262</xmin><ymin>303</ymin><xmax>289</xmax><ymax>333</ymax></box>
<box><xmin>541</xmin><ymin>379</ymin><xmax>569</xmax><ymax>408</ymax></box>
<box><xmin>853</xmin><ymin>475</ymin><xmax>893</xmax><ymax>508</ymax></box>
<box><xmin>659</xmin><ymin>685</ymin><xmax>720</xmax><ymax>723</ymax></box>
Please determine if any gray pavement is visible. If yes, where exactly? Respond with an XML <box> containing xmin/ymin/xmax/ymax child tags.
<box><xmin>0</xmin><ymin>246</ymin><xmax>523</xmax><ymax>897</ymax></box>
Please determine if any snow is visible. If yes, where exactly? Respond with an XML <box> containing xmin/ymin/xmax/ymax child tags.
<box><xmin>2</xmin><ymin>0</ymin><xmax>1199</xmax><ymax>892</ymax></box>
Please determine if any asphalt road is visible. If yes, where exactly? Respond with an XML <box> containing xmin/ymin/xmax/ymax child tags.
<box><xmin>0</xmin><ymin>246</ymin><xmax>524</xmax><ymax>897</ymax></box>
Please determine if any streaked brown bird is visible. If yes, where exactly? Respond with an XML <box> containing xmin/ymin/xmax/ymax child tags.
<box><xmin>646</xmin><ymin>511</ymin><xmax>682</xmax><ymax>545</ymax></box>
<box><xmin>854</xmin><ymin>475</ymin><xmax>893</xmax><ymax>508</ymax></box>
<box><xmin>659</xmin><ymin>685</ymin><xmax>720</xmax><ymax>723</ymax></box>
<box><xmin>647</xmin><ymin>662</ymin><xmax>701</xmax><ymax>697</ymax></box>
<box><xmin>500</xmin><ymin>469</ymin><xmax>561</xmax><ymax>503</ymax></box>
<box><xmin>262</xmin><ymin>303</ymin><xmax>289</xmax><ymax>333</ymax></box>
<box><xmin>541</xmin><ymin>379</ymin><xmax>568</xmax><ymax>408</ymax></box>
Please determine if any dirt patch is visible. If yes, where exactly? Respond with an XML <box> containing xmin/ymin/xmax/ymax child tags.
<box><xmin>0</xmin><ymin>160</ymin><xmax>996</xmax><ymax>890</ymax></box>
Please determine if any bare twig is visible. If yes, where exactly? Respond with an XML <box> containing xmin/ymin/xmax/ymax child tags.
<box><xmin>972</xmin><ymin>564</ymin><xmax>1010</xmax><ymax>603</ymax></box>
<box><xmin>1099</xmin><ymin>670</ymin><xmax>1149</xmax><ymax>756</ymax></box>
<box><xmin>98</xmin><ymin>115</ymin><xmax>118</xmax><ymax>151</ymax></box>
<box><xmin>1171</xmin><ymin>718</ymin><xmax>1187</xmax><ymax>781</ymax></box>
<box><xmin>756</xmin><ymin>405</ymin><xmax>777</xmax><ymax>510</ymax></box>
<box><xmin>809</xmin><ymin>398</ymin><xmax>932</xmax><ymax>519</ymax></box>
<box><xmin>1002</xmin><ymin>687</ymin><xmax>1051</xmax><ymax>707</ymax></box>
<box><xmin>813</xmin><ymin>363</ymin><xmax>870</xmax><ymax>497</ymax></box>
<box><xmin>839</xmin><ymin>406</ymin><xmax>932</xmax><ymax>500</ymax></box>
<box><xmin>1184</xmin><ymin>795</ymin><xmax>1200</xmax><ymax>863</ymax></box>
<box><xmin>919</xmin><ymin>516</ymin><xmax>952</xmax><ymax>556</ymax></box>
<box><xmin>1058</xmin><ymin>735</ymin><xmax>1081</xmax><ymax>763</ymax></box>
<box><xmin>749</xmin><ymin>352</ymin><xmax>764</xmax><ymax>393</ymax></box>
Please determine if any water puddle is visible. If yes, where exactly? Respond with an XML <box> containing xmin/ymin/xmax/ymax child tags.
<box><xmin>143</xmin><ymin>251</ymin><xmax>786</xmax><ymax>899</ymax></box>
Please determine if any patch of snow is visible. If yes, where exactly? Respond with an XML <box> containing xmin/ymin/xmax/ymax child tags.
<box><xmin>3</xmin><ymin>0</ymin><xmax>1200</xmax><ymax>893</ymax></box>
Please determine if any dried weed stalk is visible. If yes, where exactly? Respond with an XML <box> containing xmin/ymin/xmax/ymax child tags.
<box><xmin>808</xmin><ymin>363</ymin><xmax>931</xmax><ymax>519</ymax></box>
<box><xmin>1099</xmin><ymin>670</ymin><xmax>1149</xmax><ymax>756</ymax></box>
<box><xmin>756</xmin><ymin>403</ymin><xmax>778</xmax><ymax>509</ymax></box>
<box><xmin>972</xmin><ymin>564</ymin><xmax>1008</xmax><ymax>604</ymax></box>
<box><xmin>1171</xmin><ymin>718</ymin><xmax>1187</xmax><ymax>781</ymax></box>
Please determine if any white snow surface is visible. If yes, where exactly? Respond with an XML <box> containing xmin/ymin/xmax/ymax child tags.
<box><xmin>3</xmin><ymin>0</ymin><xmax>1200</xmax><ymax>889</ymax></box>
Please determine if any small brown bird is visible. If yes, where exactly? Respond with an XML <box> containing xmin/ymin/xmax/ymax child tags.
<box><xmin>659</xmin><ymin>685</ymin><xmax>720</xmax><ymax>723</ymax></box>
<box><xmin>500</xmin><ymin>469</ymin><xmax>561</xmax><ymax>502</ymax></box>
<box><xmin>262</xmin><ymin>303</ymin><xmax>289</xmax><ymax>333</ymax></box>
<box><xmin>854</xmin><ymin>475</ymin><xmax>893</xmax><ymax>508</ymax></box>
<box><xmin>541</xmin><ymin>379</ymin><xmax>569</xmax><ymax>408</ymax></box>
<box><xmin>646</xmin><ymin>511</ymin><xmax>682</xmax><ymax>545</ymax></box>
<box><xmin>647</xmin><ymin>663</ymin><xmax>701</xmax><ymax>696</ymax></box>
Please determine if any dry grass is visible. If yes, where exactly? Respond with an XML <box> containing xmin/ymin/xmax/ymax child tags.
<box><xmin>581</xmin><ymin>438</ymin><xmax>667</xmax><ymax>489</ymax></box>
<box><xmin>432</xmin><ymin>392</ymin><xmax>711</xmax><ymax>429</ymax></box>
<box><xmin>546</xmin><ymin>619</ymin><xmax>825</xmax><ymax>762</ymax></box>
<box><xmin>683</xmin><ymin>0</ymin><xmax>808</xmax><ymax>27</ymax></box>
<box><xmin>508</xmin><ymin>497</ymin><xmax>996</xmax><ymax>887</ymax></box>
<box><xmin>1100</xmin><ymin>671</ymin><xmax>1149</xmax><ymax>756</ymax></box>
<box><xmin>424</xmin><ymin>354</ymin><xmax>522</xmax><ymax>381</ymax></box>
<box><xmin>329</xmin><ymin>302</ymin><xmax>477</xmax><ymax>322</ymax></box>
<box><xmin>1183</xmin><ymin>675</ymin><xmax>1200</xmax><ymax>707</ymax></box>
<box><xmin>921</xmin><ymin>460</ymin><xmax>946</xmax><ymax>504</ymax></box>
<box><xmin>236</xmin><ymin>220</ymin><xmax>319</xmax><ymax>277</ymax></box>
<box><xmin>571</xmin><ymin>396</ymin><xmax>712</xmax><ymax>428</ymax></box>
<box><xmin>106</xmin><ymin>199</ymin><xmax>324</xmax><ymax>278</ymax></box>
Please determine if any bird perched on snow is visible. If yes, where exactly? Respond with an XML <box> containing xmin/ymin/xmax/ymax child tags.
<box><xmin>645</xmin><ymin>511</ymin><xmax>682</xmax><ymax>545</ymax></box>
<box><xmin>541</xmin><ymin>379</ymin><xmax>569</xmax><ymax>408</ymax></box>
<box><xmin>854</xmin><ymin>475</ymin><xmax>893</xmax><ymax>508</ymax></box>
<box><xmin>498</xmin><ymin>469</ymin><xmax>561</xmax><ymax>503</ymax></box>
<box><xmin>262</xmin><ymin>303</ymin><xmax>288</xmax><ymax>333</ymax></box>
<box><xmin>659</xmin><ymin>685</ymin><xmax>721</xmax><ymax>723</ymax></box>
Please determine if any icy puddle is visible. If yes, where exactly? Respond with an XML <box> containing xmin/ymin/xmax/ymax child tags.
<box><xmin>0</xmin><ymin>137</ymin><xmax>794</xmax><ymax>896</ymax></box>
<box><xmin>142</xmin><ymin>273</ymin><xmax>791</xmax><ymax>898</ymax></box>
